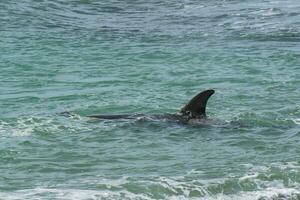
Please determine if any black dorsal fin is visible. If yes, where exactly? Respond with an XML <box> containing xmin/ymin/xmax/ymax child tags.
<box><xmin>180</xmin><ymin>89</ymin><xmax>215</xmax><ymax>116</ymax></box>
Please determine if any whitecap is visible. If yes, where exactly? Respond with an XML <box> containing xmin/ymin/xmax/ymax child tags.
<box><xmin>0</xmin><ymin>186</ymin><xmax>299</xmax><ymax>200</ymax></box>
<box><xmin>292</xmin><ymin>118</ymin><xmax>300</xmax><ymax>125</ymax></box>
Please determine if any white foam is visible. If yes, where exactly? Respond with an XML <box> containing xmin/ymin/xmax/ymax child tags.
<box><xmin>292</xmin><ymin>118</ymin><xmax>300</xmax><ymax>125</ymax></box>
<box><xmin>0</xmin><ymin>188</ymin><xmax>152</xmax><ymax>200</ymax></box>
<box><xmin>0</xmin><ymin>118</ymin><xmax>36</xmax><ymax>136</ymax></box>
<box><xmin>195</xmin><ymin>188</ymin><xmax>300</xmax><ymax>200</ymax></box>
<box><xmin>0</xmin><ymin>116</ymin><xmax>93</xmax><ymax>137</ymax></box>
<box><xmin>238</xmin><ymin>172</ymin><xmax>258</xmax><ymax>181</ymax></box>
<box><xmin>0</xmin><ymin>186</ymin><xmax>299</xmax><ymax>200</ymax></box>
<box><xmin>1</xmin><ymin>162</ymin><xmax>300</xmax><ymax>200</ymax></box>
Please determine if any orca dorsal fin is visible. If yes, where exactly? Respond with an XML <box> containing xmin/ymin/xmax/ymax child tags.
<box><xmin>180</xmin><ymin>89</ymin><xmax>215</xmax><ymax>117</ymax></box>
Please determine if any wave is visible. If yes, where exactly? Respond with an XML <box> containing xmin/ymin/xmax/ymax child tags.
<box><xmin>1</xmin><ymin>162</ymin><xmax>299</xmax><ymax>200</ymax></box>
<box><xmin>0</xmin><ymin>114</ymin><xmax>89</xmax><ymax>137</ymax></box>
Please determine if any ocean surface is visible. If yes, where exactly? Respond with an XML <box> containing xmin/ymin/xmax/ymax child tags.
<box><xmin>1</xmin><ymin>0</ymin><xmax>300</xmax><ymax>199</ymax></box>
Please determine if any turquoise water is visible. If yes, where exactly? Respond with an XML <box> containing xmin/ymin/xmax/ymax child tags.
<box><xmin>1</xmin><ymin>0</ymin><xmax>300</xmax><ymax>199</ymax></box>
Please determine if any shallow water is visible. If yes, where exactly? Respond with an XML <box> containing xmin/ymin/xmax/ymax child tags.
<box><xmin>1</xmin><ymin>0</ymin><xmax>300</xmax><ymax>199</ymax></box>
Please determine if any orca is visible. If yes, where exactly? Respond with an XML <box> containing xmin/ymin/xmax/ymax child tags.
<box><xmin>84</xmin><ymin>89</ymin><xmax>215</xmax><ymax>124</ymax></box>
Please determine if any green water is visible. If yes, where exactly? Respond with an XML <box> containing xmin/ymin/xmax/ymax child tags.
<box><xmin>1</xmin><ymin>0</ymin><xmax>300</xmax><ymax>199</ymax></box>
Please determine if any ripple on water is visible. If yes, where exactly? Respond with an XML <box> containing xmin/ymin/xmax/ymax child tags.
<box><xmin>0</xmin><ymin>162</ymin><xmax>300</xmax><ymax>199</ymax></box>
<box><xmin>1</xmin><ymin>0</ymin><xmax>300</xmax><ymax>199</ymax></box>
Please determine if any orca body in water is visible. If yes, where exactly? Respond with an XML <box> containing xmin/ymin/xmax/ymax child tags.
<box><xmin>84</xmin><ymin>89</ymin><xmax>215</xmax><ymax>124</ymax></box>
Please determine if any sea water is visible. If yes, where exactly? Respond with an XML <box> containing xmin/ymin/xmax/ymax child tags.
<box><xmin>0</xmin><ymin>0</ymin><xmax>300</xmax><ymax>199</ymax></box>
